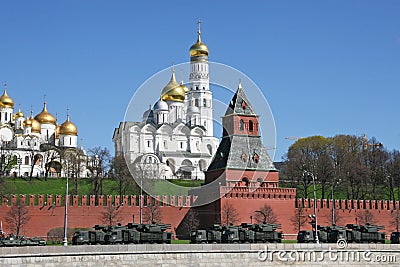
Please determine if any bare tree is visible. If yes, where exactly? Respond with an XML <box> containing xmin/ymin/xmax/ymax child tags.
<box><xmin>100</xmin><ymin>205</ymin><xmax>122</xmax><ymax>226</ymax></box>
<box><xmin>5</xmin><ymin>204</ymin><xmax>31</xmax><ymax>236</ymax></box>
<box><xmin>63</xmin><ymin>148</ymin><xmax>86</xmax><ymax>195</ymax></box>
<box><xmin>390</xmin><ymin>209</ymin><xmax>400</xmax><ymax>232</ymax></box>
<box><xmin>254</xmin><ymin>204</ymin><xmax>279</xmax><ymax>224</ymax></box>
<box><xmin>221</xmin><ymin>200</ymin><xmax>239</xmax><ymax>225</ymax></box>
<box><xmin>181</xmin><ymin>209</ymin><xmax>200</xmax><ymax>236</ymax></box>
<box><xmin>42</xmin><ymin>148</ymin><xmax>59</xmax><ymax>180</ymax></box>
<box><xmin>290</xmin><ymin>207</ymin><xmax>308</xmax><ymax>232</ymax></box>
<box><xmin>143</xmin><ymin>203</ymin><xmax>162</xmax><ymax>224</ymax></box>
<box><xmin>87</xmin><ymin>147</ymin><xmax>111</xmax><ymax>199</ymax></box>
<box><xmin>111</xmin><ymin>154</ymin><xmax>138</xmax><ymax>200</ymax></box>
<box><xmin>356</xmin><ymin>210</ymin><xmax>376</xmax><ymax>225</ymax></box>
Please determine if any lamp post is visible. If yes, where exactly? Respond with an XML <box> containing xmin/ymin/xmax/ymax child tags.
<box><xmin>62</xmin><ymin>162</ymin><xmax>69</xmax><ymax>246</ymax></box>
<box><xmin>331</xmin><ymin>177</ymin><xmax>335</xmax><ymax>225</ymax></box>
<box><xmin>255</xmin><ymin>210</ymin><xmax>266</xmax><ymax>224</ymax></box>
<box><xmin>307</xmin><ymin>171</ymin><xmax>319</xmax><ymax>244</ymax></box>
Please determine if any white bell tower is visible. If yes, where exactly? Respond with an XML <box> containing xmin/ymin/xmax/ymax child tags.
<box><xmin>187</xmin><ymin>20</ymin><xmax>214</xmax><ymax>137</ymax></box>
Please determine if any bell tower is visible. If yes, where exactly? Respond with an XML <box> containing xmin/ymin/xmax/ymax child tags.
<box><xmin>187</xmin><ymin>20</ymin><xmax>214</xmax><ymax>136</ymax></box>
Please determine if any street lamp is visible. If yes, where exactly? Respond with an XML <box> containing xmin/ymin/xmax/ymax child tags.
<box><xmin>255</xmin><ymin>210</ymin><xmax>266</xmax><ymax>224</ymax></box>
<box><xmin>63</xmin><ymin>161</ymin><xmax>69</xmax><ymax>246</ymax></box>
<box><xmin>305</xmin><ymin>171</ymin><xmax>319</xmax><ymax>244</ymax></box>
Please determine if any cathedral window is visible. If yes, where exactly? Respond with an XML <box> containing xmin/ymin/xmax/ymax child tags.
<box><xmin>196</xmin><ymin>86</ymin><xmax>199</xmax><ymax>90</ymax></box>
<box><xmin>203</xmin><ymin>99</ymin><xmax>206</xmax><ymax>107</ymax></box>
<box><xmin>239</xmin><ymin>120</ymin><xmax>244</xmax><ymax>131</ymax></box>
<box><xmin>241</xmin><ymin>100</ymin><xmax>247</xmax><ymax>110</ymax></box>
<box><xmin>203</xmin><ymin>87</ymin><xmax>205</xmax><ymax>90</ymax></box>
<box><xmin>164</xmin><ymin>140</ymin><xmax>167</xmax><ymax>149</ymax></box>
<box><xmin>24</xmin><ymin>156</ymin><xmax>29</xmax><ymax>165</ymax></box>
<box><xmin>249</xmin><ymin>120</ymin><xmax>254</xmax><ymax>132</ymax></box>
<box><xmin>241</xmin><ymin>152</ymin><xmax>247</xmax><ymax>162</ymax></box>
<box><xmin>147</xmin><ymin>140</ymin><xmax>151</xmax><ymax>147</ymax></box>
<box><xmin>180</xmin><ymin>142</ymin><xmax>183</xmax><ymax>149</ymax></box>
<box><xmin>5</xmin><ymin>113</ymin><xmax>7</xmax><ymax>121</ymax></box>
<box><xmin>195</xmin><ymin>99</ymin><xmax>198</xmax><ymax>107</ymax></box>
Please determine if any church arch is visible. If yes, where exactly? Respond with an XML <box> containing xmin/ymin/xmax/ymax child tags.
<box><xmin>242</xmin><ymin>177</ymin><xmax>250</xmax><ymax>187</ymax></box>
<box><xmin>239</xmin><ymin>120</ymin><xmax>244</xmax><ymax>131</ymax></box>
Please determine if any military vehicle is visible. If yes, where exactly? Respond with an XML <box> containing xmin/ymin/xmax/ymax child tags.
<box><xmin>390</xmin><ymin>232</ymin><xmax>400</xmax><ymax>244</ymax></box>
<box><xmin>72</xmin><ymin>231</ymin><xmax>90</xmax><ymax>245</ymax></box>
<box><xmin>240</xmin><ymin>223</ymin><xmax>282</xmax><ymax>243</ymax></box>
<box><xmin>0</xmin><ymin>235</ymin><xmax>46</xmax><ymax>247</ymax></box>
<box><xmin>190</xmin><ymin>224</ymin><xmax>222</xmax><ymax>244</ymax></box>
<box><xmin>346</xmin><ymin>224</ymin><xmax>386</xmax><ymax>243</ymax></box>
<box><xmin>103</xmin><ymin>224</ymin><xmax>126</xmax><ymax>244</ymax></box>
<box><xmin>297</xmin><ymin>230</ymin><xmax>317</xmax><ymax>243</ymax></box>
<box><xmin>317</xmin><ymin>225</ymin><xmax>347</xmax><ymax>243</ymax></box>
<box><xmin>135</xmin><ymin>223</ymin><xmax>172</xmax><ymax>244</ymax></box>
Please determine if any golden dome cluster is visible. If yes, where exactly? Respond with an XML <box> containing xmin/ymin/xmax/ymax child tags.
<box><xmin>161</xmin><ymin>71</ymin><xmax>186</xmax><ymax>102</ymax></box>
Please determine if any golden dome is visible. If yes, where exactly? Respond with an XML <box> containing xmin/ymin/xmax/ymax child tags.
<box><xmin>161</xmin><ymin>71</ymin><xmax>186</xmax><ymax>102</ymax></box>
<box><xmin>59</xmin><ymin>116</ymin><xmax>78</xmax><ymax>136</ymax></box>
<box><xmin>0</xmin><ymin>87</ymin><xmax>14</xmax><ymax>108</ymax></box>
<box><xmin>23</xmin><ymin>117</ymin><xmax>32</xmax><ymax>127</ymax></box>
<box><xmin>15</xmin><ymin>108</ymin><xmax>24</xmax><ymax>118</ymax></box>
<box><xmin>35</xmin><ymin>102</ymin><xmax>56</xmax><ymax>125</ymax></box>
<box><xmin>30</xmin><ymin>116</ymin><xmax>41</xmax><ymax>133</ymax></box>
<box><xmin>190</xmin><ymin>21</ymin><xmax>209</xmax><ymax>58</ymax></box>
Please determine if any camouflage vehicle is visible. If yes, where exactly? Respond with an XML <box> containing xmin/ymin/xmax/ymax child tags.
<box><xmin>190</xmin><ymin>225</ymin><xmax>222</xmax><ymax>244</ymax></box>
<box><xmin>72</xmin><ymin>231</ymin><xmax>90</xmax><ymax>245</ymax></box>
<box><xmin>390</xmin><ymin>232</ymin><xmax>400</xmax><ymax>244</ymax></box>
<box><xmin>346</xmin><ymin>224</ymin><xmax>386</xmax><ymax>243</ymax></box>
<box><xmin>0</xmin><ymin>235</ymin><xmax>46</xmax><ymax>247</ymax></box>
<box><xmin>136</xmin><ymin>223</ymin><xmax>172</xmax><ymax>244</ymax></box>
<box><xmin>297</xmin><ymin>230</ymin><xmax>316</xmax><ymax>243</ymax></box>
<box><xmin>240</xmin><ymin>223</ymin><xmax>282</xmax><ymax>243</ymax></box>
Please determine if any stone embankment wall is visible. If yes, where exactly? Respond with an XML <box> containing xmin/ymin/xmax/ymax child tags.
<box><xmin>0</xmin><ymin>244</ymin><xmax>399</xmax><ymax>266</ymax></box>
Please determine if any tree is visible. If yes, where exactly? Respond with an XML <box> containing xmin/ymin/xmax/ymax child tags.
<box><xmin>111</xmin><ymin>154</ymin><xmax>138</xmax><ymax>201</ymax></box>
<box><xmin>42</xmin><ymin>148</ymin><xmax>60</xmax><ymax>180</ymax></box>
<box><xmin>385</xmin><ymin>150</ymin><xmax>400</xmax><ymax>201</ymax></box>
<box><xmin>63</xmin><ymin>148</ymin><xmax>86</xmax><ymax>195</ymax></box>
<box><xmin>0</xmin><ymin>145</ymin><xmax>17</xmax><ymax>177</ymax></box>
<box><xmin>143</xmin><ymin>203</ymin><xmax>162</xmax><ymax>224</ymax></box>
<box><xmin>87</xmin><ymin>147</ymin><xmax>111</xmax><ymax>198</ymax></box>
<box><xmin>5</xmin><ymin>204</ymin><xmax>31</xmax><ymax>236</ymax></box>
<box><xmin>100</xmin><ymin>205</ymin><xmax>122</xmax><ymax>226</ymax></box>
<box><xmin>290</xmin><ymin>207</ymin><xmax>308</xmax><ymax>232</ymax></box>
<box><xmin>181</xmin><ymin>209</ymin><xmax>200</xmax><ymax>237</ymax></box>
<box><xmin>356</xmin><ymin>210</ymin><xmax>376</xmax><ymax>225</ymax></box>
<box><xmin>221</xmin><ymin>200</ymin><xmax>239</xmax><ymax>225</ymax></box>
<box><xmin>254</xmin><ymin>204</ymin><xmax>279</xmax><ymax>224</ymax></box>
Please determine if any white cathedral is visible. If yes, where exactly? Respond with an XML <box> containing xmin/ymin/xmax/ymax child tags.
<box><xmin>113</xmin><ymin>24</ymin><xmax>219</xmax><ymax>180</ymax></box>
<box><xmin>0</xmin><ymin>86</ymin><xmax>82</xmax><ymax>177</ymax></box>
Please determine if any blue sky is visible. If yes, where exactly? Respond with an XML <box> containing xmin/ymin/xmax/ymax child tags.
<box><xmin>0</xmin><ymin>1</ymin><xmax>399</xmax><ymax>161</ymax></box>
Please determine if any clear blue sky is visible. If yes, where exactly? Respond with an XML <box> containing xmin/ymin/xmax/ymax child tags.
<box><xmin>0</xmin><ymin>1</ymin><xmax>399</xmax><ymax>161</ymax></box>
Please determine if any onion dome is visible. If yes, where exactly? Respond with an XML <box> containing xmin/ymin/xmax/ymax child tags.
<box><xmin>59</xmin><ymin>115</ymin><xmax>78</xmax><ymax>135</ymax></box>
<box><xmin>35</xmin><ymin>102</ymin><xmax>56</xmax><ymax>125</ymax></box>
<box><xmin>30</xmin><ymin>115</ymin><xmax>41</xmax><ymax>133</ymax></box>
<box><xmin>142</xmin><ymin>106</ymin><xmax>154</xmax><ymax>122</ymax></box>
<box><xmin>23</xmin><ymin>117</ymin><xmax>32</xmax><ymax>127</ymax></box>
<box><xmin>161</xmin><ymin>71</ymin><xmax>186</xmax><ymax>102</ymax></box>
<box><xmin>15</xmin><ymin>108</ymin><xmax>24</xmax><ymax>118</ymax></box>
<box><xmin>153</xmin><ymin>99</ymin><xmax>168</xmax><ymax>111</ymax></box>
<box><xmin>190</xmin><ymin>21</ymin><xmax>209</xmax><ymax>58</ymax></box>
<box><xmin>0</xmin><ymin>85</ymin><xmax>14</xmax><ymax>108</ymax></box>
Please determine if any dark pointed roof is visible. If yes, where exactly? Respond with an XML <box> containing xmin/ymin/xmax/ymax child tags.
<box><xmin>225</xmin><ymin>82</ymin><xmax>257</xmax><ymax>116</ymax></box>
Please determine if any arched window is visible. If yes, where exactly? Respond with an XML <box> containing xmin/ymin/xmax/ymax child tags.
<box><xmin>252</xmin><ymin>153</ymin><xmax>259</xmax><ymax>163</ymax></box>
<box><xmin>195</xmin><ymin>99</ymin><xmax>198</xmax><ymax>107</ymax></box>
<box><xmin>239</xmin><ymin>120</ymin><xmax>244</xmax><ymax>131</ymax></box>
<box><xmin>25</xmin><ymin>156</ymin><xmax>29</xmax><ymax>165</ymax></box>
<box><xmin>249</xmin><ymin>120</ymin><xmax>254</xmax><ymax>132</ymax></box>
<box><xmin>203</xmin><ymin>99</ymin><xmax>207</xmax><ymax>107</ymax></box>
<box><xmin>242</xmin><ymin>177</ymin><xmax>250</xmax><ymax>187</ymax></box>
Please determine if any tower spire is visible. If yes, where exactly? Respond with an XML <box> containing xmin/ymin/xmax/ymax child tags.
<box><xmin>197</xmin><ymin>20</ymin><xmax>202</xmax><ymax>42</ymax></box>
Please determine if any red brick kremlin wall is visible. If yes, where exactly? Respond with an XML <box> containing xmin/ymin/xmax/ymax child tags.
<box><xmin>0</xmin><ymin>194</ymin><xmax>397</xmax><ymax>240</ymax></box>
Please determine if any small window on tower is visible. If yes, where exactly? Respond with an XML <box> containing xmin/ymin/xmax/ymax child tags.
<box><xmin>239</xmin><ymin>120</ymin><xmax>244</xmax><ymax>131</ymax></box>
<box><xmin>196</xmin><ymin>86</ymin><xmax>199</xmax><ymax>90</ymax></box>
<box><xmin>147</xmin><ymin>140</ymin><xmax>151</xmax><ymax>147</ymax></box>
<box><xmin>203</xmin><ymin>87</ymin><xmax>205</xmax><ymax>90</ymax></box>
<box><xmin>252</xmin><ymin>153</ymin><xmax>259</xmax><ymax>164</ymax></box>
<box><xmin>203</xmin><ymin>99</ymin><xmax>206</xmax><ymax>107</ymax></box>
<box><xmin>241</xmin><ymin>152</ymin><xmax>247</xmax><ymax>162</ymax></box>
<box><xmin>249</xmin><ymin>120</ymin><xmax>254</xmax><ymax>132</ymax></box>
<box><xmin>242</xmin><ymin>100</ymin><xmax>247</xmax><ymax>110</ymax></box>
<box><xmin>195</xmin><ymin>99</ymin><xmax>198</xmax><ymax>107</ymax></box>
<box><xmin>180</xmin><ymin>142</ymin><xmax>183</xmax><ymax>149</ymax></box>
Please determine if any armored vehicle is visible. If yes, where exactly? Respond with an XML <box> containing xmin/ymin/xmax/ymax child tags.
<box><xmin>103</xmin><ymin>224</ymin><xmax>127</xmax><ymax>244</ymax></box>
<box><xmin>136</xmin><ymin>223</ymin><xmax>172</xmax><ymax>244</ymax></box>
<box><xmin>240</xmin><ymin>223</ymin><xmax>282</xmax><ymax>243</ymax></box>
<box><xmin>72</xmin><ymin>231</ymin><xmax>90</xmax><ymax>245</ymax></box>
<box><xmin>0</xmin><ymin>235</ymin><xmax>46</xmax><ymax>247</ymax></box>
<box><xmin>317</xmin><ymin>225</ymin><xmax>347</xmax><ymax>243</ymax></box>
<box><xmin>297</xmin><ymin>230</ymin><xmax>316</xmax><ymax>243</ymax></box>
<box><xmin>190</xmin><ymin>224</ymin><xmax>222</xmax><ymax>244</ymax></box>
<box><xmin>346</xmin><ymin>224</ymin><xmax>386</xmax><ymax>243</ymax></box>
